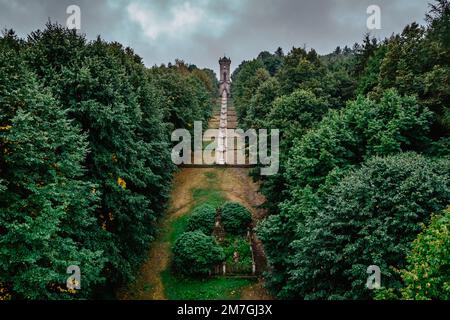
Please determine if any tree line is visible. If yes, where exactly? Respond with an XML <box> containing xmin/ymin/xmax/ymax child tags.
<box><xmin>0</xmin><ymin>23</ymin><xmax>217</xmax><ymax>299</ymax></box>
<box><xmin>231</xmin><ymin>0</ymin><xmax>449</xmax><ymax>300</ymax></box>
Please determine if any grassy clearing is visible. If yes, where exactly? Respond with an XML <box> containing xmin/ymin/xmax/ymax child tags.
<box><xmin>161</xmin><ymin>270</ymin><xmax>254</xmax><ymax>300</ymax></box>
<box><xmin>191</xmin><ymin>171</ymin><xmax>227</xmax><ymax>208</ymax></box>
<box><xmin>192</xmin><ymin>188</ymin><xmax>227</xmax><ymax>208</ymax></box>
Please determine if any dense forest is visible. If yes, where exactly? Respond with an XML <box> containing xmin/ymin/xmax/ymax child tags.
<box><xmin>0</xmin><ymin>24</ymin><xmax>217</xmax><ymax>299</ymax></box>
<box><xmin>1</xmin><ymin>0</ymin><xmax>449</xmax><ymax>301</ymax></box>
<box><xmin>231</xmin><ymin>0</ymin><xmax>449</xmax><ymax>300</ymax></box>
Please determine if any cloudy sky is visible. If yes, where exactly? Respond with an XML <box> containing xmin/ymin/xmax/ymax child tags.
<box><xmin>0</xmin><ymin>0</ymin><xmax>430</xmax><ymax>74</ymax></box>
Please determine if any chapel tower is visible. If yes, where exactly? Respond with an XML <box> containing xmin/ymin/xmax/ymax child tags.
<box><xmin>219</xmin><ymin>56</ymin><xmax>231</xmax><ymax>97</ymax></box>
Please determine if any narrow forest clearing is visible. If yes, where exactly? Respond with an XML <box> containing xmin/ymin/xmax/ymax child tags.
<box><xmin>118</xmin><ymin>167</ymin><xmax>272</xmax><ymax>300</ymax></box>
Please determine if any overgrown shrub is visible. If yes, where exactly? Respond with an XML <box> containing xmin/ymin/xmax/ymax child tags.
<box><xmin>172</xmin><ymin>231</ymin><xmax>225</xmax><ymax>276</ymax></box>
<box><xmin>221</xmin><ymin>202</ymin><xmax>252</xmax><ymax>235</ymax></box>
<box><xmin>186</xmin><ymin>204</ymin><xmax>216</xmax><ymax>235</ymax></box>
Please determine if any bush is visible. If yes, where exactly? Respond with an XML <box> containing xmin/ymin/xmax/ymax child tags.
<box><xmin>172</xmin><ymin>231</ymin><xmax>225</xmax><ymax>276</ymax></box>
<box><xmin>221</xmin><ymin>202</ymin><xmax>252</xmax><ymax>235</ymax></box>
<box><xmin>186</xmin><ymin>204</ymin><xmax>216</xmax><ymax>235</ymax></box>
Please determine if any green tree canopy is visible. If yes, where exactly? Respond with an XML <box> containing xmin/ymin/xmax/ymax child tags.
<box><xmin>0</xmin><ymin>42</ymin><xmax>105</xmax><ymax>299</ymax></box>
<box><xmin>186</xmin><ymin>204</ymin><xmax>217</xmax><ymax>235</ymax></box>
<box><xmin>221</xmin><ymin>202</ymin><xmax>252</xmax><ymax>235</ymax></box>
<box><xmin>172</xmin><ymin>231</ymin><xmax>225</xmax><ymax>276</ymax></box>
<box><xmin>287</xmin><ymin>153</ymin><xmax>450</xmax><ymax>299</ymax></box>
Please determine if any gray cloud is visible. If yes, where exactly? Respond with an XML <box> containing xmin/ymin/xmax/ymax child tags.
<box><xmin>0</xmin><ymin>0</ymin><xmax>430</xmax><ymax>74</ymax></box>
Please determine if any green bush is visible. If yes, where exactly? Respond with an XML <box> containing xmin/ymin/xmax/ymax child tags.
<box><xmin>221</xmin><ymin>202</ymin><xmax>252</xmax><ymax>235</ymax></box>
<box><xmin>186</xmin><ymin>204</ymin><xmax>217</xmax><ymax>235</ymax></box>
<box><xmin>172</xmin><ymin>231</ymin><xmax>225</xmax><ymax>276</ymax></box>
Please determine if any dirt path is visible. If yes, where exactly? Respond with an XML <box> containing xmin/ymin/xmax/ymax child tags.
<box><xmin>241</xmin><ymin>280</ymin><xmax>273</xmax><ymax>300</ymax></box>
<box><xmin>118</xmin><ymin>166</ymin><xmax>271</xmax><ymax>300</ymax></box>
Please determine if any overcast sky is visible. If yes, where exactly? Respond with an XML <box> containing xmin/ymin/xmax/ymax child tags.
<box><xmin>0</xmin><ymin>0</ymin><xmax>431</xmax><ymax>74</ymax></box>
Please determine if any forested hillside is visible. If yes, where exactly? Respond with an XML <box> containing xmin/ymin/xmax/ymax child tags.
<box><xmin>1</xmin><ymin>0</ymin><xmax>449</xmax><ymax>302</ymax></box>
<box><xmin>0</xmin><ymin>23</ymin><xmax>216</xmax><ymax>299</ymax></box>
<box><xmin>231</xmin><ymin>0</ymin><xmax>449</xmax><ymax>300</ymax></box>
